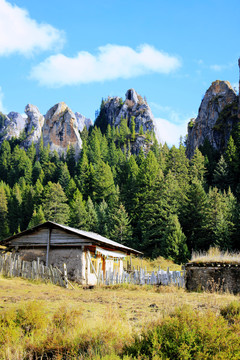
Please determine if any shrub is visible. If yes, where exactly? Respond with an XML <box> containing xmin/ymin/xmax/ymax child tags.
<box><xmin>123</xmin><ymin>306</ymin><xmax>240</xmax><ymax>359</ymax></box>
<box><xmin>220</xmin><ymin>301</ymin><xmax>240</xmax><ymax>323</ymax></box>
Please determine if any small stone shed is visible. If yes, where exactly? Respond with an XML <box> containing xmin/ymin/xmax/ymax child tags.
<box><xmin>1</xmin><ymin>221</ymin><xmax>141</xmax><ymax>285</ymax></box>
<box><xmin>185</xmin><ymin>262</ymin><xmax>240</xmax><ymax>294</ymax></box>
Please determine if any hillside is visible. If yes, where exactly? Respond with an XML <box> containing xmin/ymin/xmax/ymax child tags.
<box><xmin>1</xmin><ymin>75</ymin><xmax>240</xmax><ymax>261</ymax></box>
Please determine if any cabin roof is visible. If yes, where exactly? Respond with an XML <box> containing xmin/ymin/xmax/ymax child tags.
<box><xmin>1</xmin><ymin>221</ymin><xmax>142</xmax><ymax>255</ymax></box>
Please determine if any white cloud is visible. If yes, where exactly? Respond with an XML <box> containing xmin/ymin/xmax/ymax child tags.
<box><xmin>0</xmin><ymin>86</ymin><xmax>7</xmax><ymax>113</ymax></box>
<box><xmin>154</xmin><ymin>117</ymin><xmax>189</xmax><ymax>146</ymax></box>
<box><xmin>150</xmin><ymin>102</ymin><xmax>195</xmax><ymax>146</ymax></box>
<box><xmin>0</xmin><ymin>0</ymin><xmax>65</xmax><ymax>56</ymax></box>
<box><xmin>30</xmin><ymin>44</ymin><xmax>181</xmax><ymax>86</ymax></box>
<box><xmin>210</xmin><ymin>64</ymin><xmax>224</xmax><ymax>72</ymax></box>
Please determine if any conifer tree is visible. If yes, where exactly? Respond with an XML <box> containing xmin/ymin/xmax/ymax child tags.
<box><xmin>205</xmin><ymin>187</ymin><xmax>235</xmax><ymax>250</ymax></box>
<box><xmin>0</xmin><ymin>184</ymin><xmax>9</xmax><ymax>239</ymax></box>
<box><xmin>42</xmin><ymin>182</ymin><xmax>70</xmax><ymax>224</ymax></box>
<box><xmin>180</xmin><ymin>179</ymin><xmax>208</xmax><ymax>251</ymax></box>
<box><xmin>66</xmin><ymin>145</ymin><xmax>76</xmax><ymax>177</ymax></box>
<box><xmin>85</xmin><ymin>196</ymin><xmax>98</xmax><ymax>232</ymax></box>
<box><xmin>58</xmin><ymin>163</ymin><xmax>71</xmax><ymax>191</ymax></box>
<box><xmin>76</xmin><ymin>147</ymin><xmax>90</xmax><ymax>197</ymax></box>
<box><xmin>27</xmin><ymin>143</ymin><xmax>36</xmax><ymax>164</ymax></box>
<box><xmin>0</xmin><ymin>140</ymin><xmax>11</xmax><ymax>183</ymax></box>
<box><xmin>69</xmin><ymin>189</ymin><xmax>87</xmax><ymax>229</ymax></box>
<box><xmin>33</xmin><ymin>179</ymin><xmax>44</xmax><ymax>206</ymax></box>
<box><xmin>190</xmin><ymin>148</ymin><xmax>206</xmax><ymax>183</ymax></box>
<box><xmin>96</xmin><ymin>199</ymin><xmax>109</xmax><ymax>237</ymax></box>
<box><xmin>92</xmin><ymin>159</ymin><xmax>116</xmax><ymax>203</ymax></box>
<box><xmin>213</xmin><ymin>155</ymin><xmax>231</xmax><ymax>190</ymax></box>
<box><xmin>161</xmin><ymin>214</ymin><xmax>189</xmax><ymax>264</ymax></box>
<box><xmin>130</xmin><ymin>116</ymin><xmax>136</xmax><ymax>141</ymax></box>
<box><xmin>21</xmin><ymin>184</ymin><xmax>35</xmax><ymax>230</ymax></box>
<box><xmin>32</xmin><ymin>161</ymin><xmax>43</xmax><ymax>184</ymax></box>
<box><xmin>66</xmin><ymin>178</ymin><xmax>77</xmax><ymax>201</ymax></box>
<box><xmin>8</xmin><ymin>183</ymin><xmax>22</xmax><ymax>234</ymax></box>
<box><xmin>109</xmin><ymin>203</ymin><xmax>132</xmax><ymax>245</ymax></box>
<box><xmin>27</xmin><ymin>206</ymin><xmax>45</xmax><ymax>229</ymax></box>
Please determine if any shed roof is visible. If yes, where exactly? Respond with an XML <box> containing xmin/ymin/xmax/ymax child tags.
<box><xmin>1</xmin><ymin>221</ymin><xmax>142</xmax><ymax>255</ymax></box>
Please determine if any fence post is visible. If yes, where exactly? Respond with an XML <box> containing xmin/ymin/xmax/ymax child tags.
<box><xmin>63</xmin><ymin>263</ymin><xmax>68</xmax><ymax>288</ymax></box>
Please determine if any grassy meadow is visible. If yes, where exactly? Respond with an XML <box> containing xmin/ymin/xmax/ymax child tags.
<box><xmin>0</xmin><ymin>270</ymin><xmax>240</xmax><ymax>360</ymax></box>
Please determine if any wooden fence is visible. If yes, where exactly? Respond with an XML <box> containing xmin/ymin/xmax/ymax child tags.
<box><xmin>0</xmin><ymin>253</ymin><xmax>67</xmax><ymax>288</ymax></box>
<box><xmin>0</xmin><ymin>253</ymin><xmax>185</xmax><ymax>288</ymax></box>
<box><xmin>98</xmin><ymin>267</ymin><xmax>185</xmax><ymax>287</ymax></box>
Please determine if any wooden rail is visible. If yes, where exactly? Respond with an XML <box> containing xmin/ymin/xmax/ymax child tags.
<box><xmin>0</xmin><ymin>253</ymin><xmax>67</xmax><ymax>288</ymax></box>
<box><xmin>100</xmin><ymin>267</ymin><xmax>185</xmax><ymax>287</ymax></box>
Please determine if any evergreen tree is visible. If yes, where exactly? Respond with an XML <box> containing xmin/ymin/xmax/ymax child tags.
<box><xmin>66</xmin><ymin>178</ymin><xmax>77</xmax><ymax>201</ymax></box>
<box><xmin>58</xmin><ymin>163</ymin><xmax>71</xmax><ymax>191</ymax></box>
<box><xmin>205</xmin><ymin>187</ymin><xmax>235</xmax><ymax>250</ymax></box>
<box><xmin>69</xmin><ymin>189</ymin><xmax>87</xmax><ymax>229</ymax></box>
<box><xmin>190</xmin><ymin>148</ymin><xmax>206</xmax><ymax>183</ymax></box>
<box><xmin>96</xmin><ymin>200</ymin><xmax>109</xmax><ymax>237</ymax></box>
<box><xmin>32</xmin><ymin>161</ymin><xmax>43</xmax><ymax>184</ymax></box>
<box><xmin>161</xmin><ymin>214</ymin><xmax>189</xmax><ymax>264</ymax></box>
<box><xmin>92</xmin><ymin>159</ymin><xmax>116</xmax><ymax>203</ymax></box>
<box><xmin>0</xmin><ymin>140</ymin><xmax>11</xmax><ymax>183</ymax></box>
<box><xmin>85</xmin><ymin>196</ymin><xmax>98</xmax><ymax>232</ymax></box>
<box><xmin>109</xmin><ymin>203</ymin><xmax>132</xmax><ymax>245</ymax></box>
<box><xmin>88</xmin><ymin>127</ymin><xmax>102</xmax><ymax>164</ymax></box>
<box><xmin>119</xmin><ymin>117</ymin><xmax>130</xmax><ymax>145</ymax></box>
<box><xmin>21</xmin><ymin>184</ymin><xmax>35</xmax><ymax>230</ymax></box>
<box><xmin>213</xmin><ymin>155</ymin><xmax>231</xmax><ymax>191</ymax></box>
<box><xmin>66</xmin><ymin>146</ymin><xmax>76</xmax><ymax>177</ymax></box>
<box><xmin>8</xmin><ymin>183</ymin><xmax>22</xmax><ymax>234</ymax></box>
<box><xmin>27</xmin><ymin>143</ymin><xmax>36</xmax><ymax>164</ymax></box>
<box><xmin>42</xmin><ymin>182</ymin><xmax>70</xmax><ymax>224</ymax></box>
<box><xmin>27</xmin><ymin>206</ymin><xmax>45</xmax><ymax>229</ymax></box>
<box><xmin>0</xmin><ymin>184</ymin><xmax>9</xmax><ymax>239</ymax></box>
<box><xmin>33</xmin><ymin>179</ymin><xmax>44</xmax><ymax>206</ymax></box>
<box><xmin>130</xmin><ymin>116</ymin><xmax>136</xmax><ymax>141</ymax></box>
<box><xmin>76</xmin><ymin>147</ymin><xmax>90</xmax><ymax>197</ymax></box>
<box><xmin>180</xmin><ymin>179</ymin><xmax>208</xmax><ymax>251</ymax></box>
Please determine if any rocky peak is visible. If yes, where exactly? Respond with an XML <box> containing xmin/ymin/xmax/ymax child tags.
<box><xmin>0</xmin><ymin>111</ymin><xmax>26</xmax><ymax>144</ymax></box>
<box><xmin>42</xmin><ymin>102</ymin><xmax>82</xmax><ymax>157</ymax></box>
<box><xmin>75</xmin><ymin>112</ymin><xmax>93</xmax><ymax>132</ymax></box>
<box><xmin>125</xmin><ymin>88</ymin><xmax>139</xmax><ymax>104</ymax></box>
<box><xmin>186</xmin><ymin>80</ymin><xmax>238</xmax><ymax>158</ymax></box>
<box><xmin>23</xmin><ymin>104</ymin><xmax>44</xmax><ymax>147</ymax></box>
<box><xmin>95</xmin><ymin>88</ymin><xmax>159</xmax><ymax>141</ymax></box>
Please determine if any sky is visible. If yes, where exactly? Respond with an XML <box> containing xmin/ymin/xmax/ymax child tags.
<box><xmin>0</xmin><ymin>0</ymin><xmax>239</xmax><ymax>146</ymax></box>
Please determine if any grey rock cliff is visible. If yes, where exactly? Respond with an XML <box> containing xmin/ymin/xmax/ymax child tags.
<box><xmin>22</xmin><ymin>104</ymin><xmax>44</xmax><ymax>148</ymax></box>
<box><xmin>0</xmin><ymin>111</ymin><xmax>26</xmax><ymax>144</ymax></box>
<box><xmin>42</xmin><ymin>102</ymin><xmax>82</xmax><ymax>157</ymax></box>
<box><xmin>95</xmin><ymin>88</ymin><xmax>160</xmax><ymax>147</ymax></box>
<box><xmin>75</xmin><ymin>112</ymin><xmax>93</xmax><ymax>132</ymax></box>
<box><xmin>186</xmin><ymin>80</ymin><xmax>238</xmax><ymax>158</ymax></box>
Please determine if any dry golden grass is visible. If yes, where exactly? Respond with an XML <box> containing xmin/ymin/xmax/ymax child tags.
<box><xmin>0</xmin><ymin>275</ymin><xmax>238</xmax><ymax>331</ymax></box>
<box><xmin>190</xmin><ymin>247</ymin><xmax>240</xmax><ymax>264</ymax></box>
<box><xmin>0</xmin><ymin>275</ymin><xmax>239</xmax><ymax>359</ymax></box>
<box><xmin>123</xmin><ymin>255</ymin><xmax>182</xmax><ymax>272</ymax></box>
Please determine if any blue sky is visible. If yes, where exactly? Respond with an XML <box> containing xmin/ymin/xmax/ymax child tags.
<box><xmin>0</xmin><ymin>0</ymin><xmax>239</xmax><ymax>145</ymax></box>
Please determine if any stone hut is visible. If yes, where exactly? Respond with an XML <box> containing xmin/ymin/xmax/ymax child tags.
<box><xmin>185</xmin><ymin>262</ymin><xmax>240</xmax><ymax>294</ymax></box>
<box><xmin>1</xmin><ymin>221</ymin><xmax>141</xmax><ymax>285</ymax></box>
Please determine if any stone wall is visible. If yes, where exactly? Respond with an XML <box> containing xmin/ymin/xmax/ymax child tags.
<box><xmin>16</xmin><ymin>247</ymin><xmax>84</xmax><ymax>284</ymax></box>
<box><xmin>185</xmin><ymin>263</ymin><xmax>240</xmax><ymax>294</ymax></box>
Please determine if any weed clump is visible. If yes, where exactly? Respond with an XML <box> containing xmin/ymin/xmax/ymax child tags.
<box><xmin>190</xmin><ymin>247</ymin><xmax>240</xmax><ymax>264</ymax></box>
